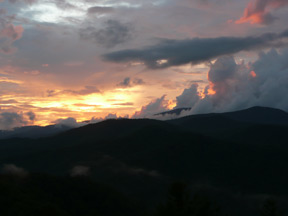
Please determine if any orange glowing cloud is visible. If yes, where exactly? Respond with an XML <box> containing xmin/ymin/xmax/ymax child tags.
<box><xmin>250</xmin><ymin>70</ymin><xmax>257</xmax><ymax>78</ymax></box>
<box><xmin>236</xmin><ymin>0</ymin><xmax>288</xmax><ymax>25</ymax></box>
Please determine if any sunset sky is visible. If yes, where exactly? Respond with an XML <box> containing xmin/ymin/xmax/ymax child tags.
<box><xmin>1</xmin><ymin>0</ymin><xmax>288</xmax><ymax>129</ymax></box>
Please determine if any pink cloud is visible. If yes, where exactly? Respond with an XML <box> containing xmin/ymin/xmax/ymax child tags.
<box><xmin>0</xmin><ymin>24</ymin><xmax>24</xmax><ymax>54</ymax></box>
<box><xmin>236</xmin><ymin>0</ymin><xmax>288</xmax><ymax>25</ymax></box>
<box><xmin>1</xmin><ymin>24</ymin><xmax>24</xmax><ymax>40</ymax></box>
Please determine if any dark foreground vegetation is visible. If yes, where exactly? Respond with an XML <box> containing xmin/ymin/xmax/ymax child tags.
<box><xmin>0</xmin><ymin>174</ymin><xmax>283</xmax><ymax>216</ymax></box>
<box><xmin>0</xmin><ymin>107</ymin><xmax>288</xmax><ymax>216</ymax></box>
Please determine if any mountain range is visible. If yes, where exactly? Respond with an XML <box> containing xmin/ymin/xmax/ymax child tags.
<box><xmin>1</xmin><ymin>106</ymin><xmax>288</xmax><ymax>216</ymax></box>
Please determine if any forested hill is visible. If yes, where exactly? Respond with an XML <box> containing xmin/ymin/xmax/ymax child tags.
<box><xmin>0</xmin><ymin>106</ymin><xmax>288</xmax><ymax>216</ymax></box>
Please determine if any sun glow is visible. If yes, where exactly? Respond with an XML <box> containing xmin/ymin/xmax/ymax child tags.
<box><xmin>0</xmin><ymin>89</ymin><xmax>137</xmax><ymax>126</ymax></box>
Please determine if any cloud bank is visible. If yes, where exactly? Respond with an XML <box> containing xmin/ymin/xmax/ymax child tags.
<box><xmin>104</xmin><ymin>29</ymin><xmax>288</xmax><ymax>69</ymax></box>
<box><xmin>172</xmin><ymin>48</ymin><xmax>288</xmax><ymax>116</ymax></box>
<box><xmin>0</xmin><ymin>112</ymin><xmax>35</xmax><ymax>130</ymax></box>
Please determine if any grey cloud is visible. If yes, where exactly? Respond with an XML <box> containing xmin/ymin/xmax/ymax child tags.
<box><xmin>117</xmin><ymin>77</ymin><xmax>145</xmax><ymax>88</ymax></box>
<box><xmin>113</xmin><ymin>102</ymin><xmax>134</xmax><ymax>106</ymax></box>
<box><xmin>53</xmin><ymin>117</ymin><xmax>80</xmax><ymax>128</ymax></box>
<box><xmin>8</xmin><ymin>0</ymin><xmax>37</xmax><ymax>4</ymax></box>
<box><xmin>53</xmin><ymin>0</ymin><xmax>78</xmax><ymax>10</ymax></box>
<box><xmin>175</xmin><ymin>84</ymin><xmax>200</xmax><ymax>109</ymax></box>
<box><xmin>26</xmin><ymin>111</ymin><xmax>36</xmax><ymax>121</ymax></box>
<box><xmin>104</xmin><ymin>29</ymin><xmax>288</xmax><ymax>69</ymax></box>
<box><xmin>133</xmin><ymin>78</ymin><xmax>145</xmax><ymax>85</ymax></box>
<box><xmin>47</xmin><ymin>86</ymin><xmax>100</xmax><ymax>97</ymax></box>
<box><xmin>80</xmin><ymin>20</ymin><xmax>133</xmax><ymax>48</ymax></box>
<box><xmin>0</xmin><ymin>15</ymin><xmax>24</xmax><ymax>54</ymax></box>
<box><xmin>105</xmin><ymin>113</ymin><xmax>117</xmax><ymax>119</ymax></box>
<box><xmin>208</xmin><ymin>55</ymin><xmax>237</xmax><ymax>83</ymax></box>
<box><xmin>0</xmin><ymin>99</ymin><xmax>18</xmax><ymax>104</ymax></box>
<box><xmin>170</xmin><ymin>48</ymin><xmax>288</xmax><ymax>117</ymax></box>
<box><xmin>70</xmin><ymin>166</ymin><xmax>90</xmax><ymax>177</ymax></box>
<box><xmin>87</xmin><ymin>6</ymin><xmax>114</xmax><ymax>15</ymax></box>
<box><xmin>90</xmin><ymin>113</ymin><xmax>126</xmax><ymax>124</ymax></box>
<box><xmin>132</xmin><ymin>95</ymin><xmax>170</xmax><ymax>118</ymax></box>
<box><xmin>67</xmin><ymin>86</ymin><xmax>100</xmax><ymax>95</ymax></box>
<box><xmin>95</xmin><ymin>154</ymin><xmax>160</xmax><ymax>177</ymax></box>
<box><xmin>0</xmin><ymin>112</ymin><xmax>28</xmax><ymax>130</ymax></box>
<box><xmin>2</xmin><ymin>164</ymin><xmax>28</xmax><ymax>177</ymax></box>
<box><xmin>118</xmin><ymin>77</ymin><xmax>131</xmax><ymax>87</ymax></box>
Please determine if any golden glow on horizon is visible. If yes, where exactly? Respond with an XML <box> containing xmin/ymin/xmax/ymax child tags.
<box><xmin>0</xmin><ymin>88</ymin><xmax>139</xmax><ymax>126</ymax></box>
<box><xmin>167</xmin><ymin>100</ymin><xmax>176</xmax><ymax>110</ymax></box>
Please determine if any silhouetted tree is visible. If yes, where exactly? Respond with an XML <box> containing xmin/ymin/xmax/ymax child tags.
<box><xmin>260</xmin><ymin>198</ymin><xmax>281</xmax><ymax>216</ymax></box>
<box><xmin>155</xmin><ymin>182</ymin><xmax>222</xmax><ymax>216</ymax></box>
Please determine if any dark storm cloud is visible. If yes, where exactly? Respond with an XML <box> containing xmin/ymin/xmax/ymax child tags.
<box><xmin>104</xmin><ymin>29</ymin><xmax>288</xmax><ymax>69</ymax></box>
<box><xmin>79</xmin><ymin>20</ymin><xmax>133</xmax><ymax>48</ymax></box>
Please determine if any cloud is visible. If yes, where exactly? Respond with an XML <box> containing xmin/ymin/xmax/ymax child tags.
<box><xmin>113</xmin><ymin>102</ymin><xmax>134</xmax><ymax>106</ymax></box>
<box><xmin>208</xmin><ymin>56</ymin><xmax>237</xmax><ymax>83</ymax></box>
<box><xmin>26</xmin><ymin>111</ymin><xmax>36</xmax><ymax>121</ymax></box>
<box><xmin>70</xmin><ymin>165</ymin><xmax>90</xmax><ymax>177</ymax></box>
<box><xmin>53</xmin><ymin>117</ymin><xmax>80</xmax><ymax>128</ymax></box>
<box><xmin>90</xmin><ymin>113</ymin><xmax>127</xmax><ymax>124</ymax></box>
<box><xmin>79</xmin><ymin>20</ymin><xmax>133</xmax><ymax>48</ymax></box>
<box><xmin>0</xmin><ymin>23</ymin><xmax>24</xmax><ymax>54</ymax></box>
<box><xmin>2</xmin><ymin>164</ymin><xmax>28</xmax><ymax>177</ymax></box>
<box><xmin>8</xmin><ymin>0</ymin><xmax>37</xmax><ymax>4</ymax></box>
<box><xmin>87</xmin><ymin>6</ymin><xmax>114</xmax><ymax>15</ymax></box>
<box><xmin>95</xmin><ymin>154</ymin><xmax>160</xmax><ymax>177</ymax></box>
<box><xmin>175</xmin><ymin>84</ymin><xmax>200</xmax><ymax>109</ymax></box>
<box><xmin>47</xmin><ymin>86</ymin><xmax>100</xmax><ymax>97</ymax></box>
<box><xmin>51</xmin><ymin>113</ymin><xmax>128</xmax><ymax>129</ymax></box>
<box><xmin>169</xmin><ymin>48</ymin><xmax>288</xmax><ymax>116</ymax></box>
<box><xmin>132</xmin><ymin>95</ymin><xmax>170</xmax><ymax>118</ymax></box>
<box><xmin>236</xmin><ymin>0</ymin><xmax>288</xmax><ymax>25</ymax></box>
<box><xmin>0</xmin><ymin>99</ymin><xmax>18</xmax><ymax>104</ymax></box>
<box><xmin>118</xmin><ymin>77</ymin><xmax>131</xmax><ymax>87</ymax></box>
<box><xmin>105</xmin><ymin>113</ymin><xmax>117</xmax><ymax>119</ymax></box>
<box><xmin>117</xmin><ymin>77</ymin><xmax>145</xmax><ymax>88</ymax></box>
<box><xmin>104</xmin><ymin>29</ymin><xmax>288</xmax><ymax>69</ymax></box>
<box><xmin>0</xmin><ymin>112</ymin><xmax>28</xmax><ymax>130</ymax></box>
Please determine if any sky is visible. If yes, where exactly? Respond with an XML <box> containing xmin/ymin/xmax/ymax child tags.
<box><xmin>1</xmin><ymin>0</ymin><xmax>288</xmax><ymax>129</ymax></box>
